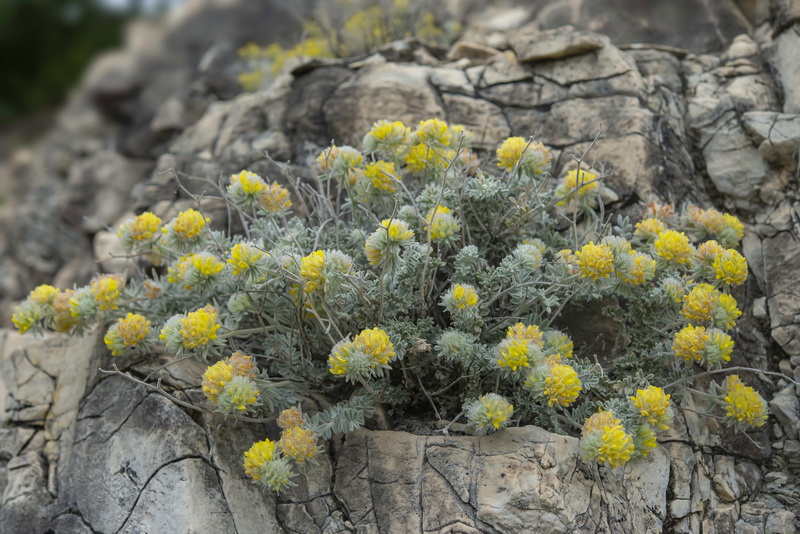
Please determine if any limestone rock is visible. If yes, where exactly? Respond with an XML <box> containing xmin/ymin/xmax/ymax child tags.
<box><xmin>771</xmin><ymin>24</ymin><xmax>800</xmax><ymax>114</ymax></box>
<box><xmin>742</xmin><ymin>111</ymin><xmax>800</xmax><ymax>167</ymax></box>
<box><xmin>509</xmin><ymin>25</ymin><xmax>607</xmax><ymax>63</ymax></box>
<box><xmin>334</xmin><ymin>427</ymin><xmax>669</xmax><ymax>533</ymax></box>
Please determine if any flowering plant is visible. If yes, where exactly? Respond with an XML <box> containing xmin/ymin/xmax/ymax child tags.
<box><xmin>13</xmin><ymin>117</ymin><xmax>771</xmax><ymax>490</ymax></box>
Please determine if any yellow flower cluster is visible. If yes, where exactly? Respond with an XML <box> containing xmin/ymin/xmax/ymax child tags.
<box><xmin>465</xmin><ymin>393</ymin><xmax>514</xmax><ymax>433</ymax></box>
<box><xmin>672</xmin><ymin>324</ymin><xmax>734</xmax><ymax>366</ymax></box>
<box><xmin>365</xmin><ymin>161</ymin><xmax>399</xmax><ymax>192</ymax></box>
<box><xmin>555</xmin><ymin>168</ymin><xmax>599</xmax><ymax>209</ymax></box>
<box><xmin>498</xmin><ymin>339</ymin><xmax>531</xmax><ymax>371</ymax></box>
<box><xmin>103</xmin><ymin>313</ymin><xmax>152</xmax><ymax>356</ymax></box>
<box><xmin>178</xmin><ymin>306</ymin><xmax>221</xmax><ymax>349</ymax></box>
<box><xmin>90</xmin><ymin>274</ymin><xmax>124</xmax><ymax>311</ymax></box>
<box><xmin>363</xmin><ymin>119</ymin><xmax>410</xmax><ymax>152</ymax></box>
<box><xmin>201</xmin><ymin>352</ymin><xmax>259</xmax><ymax>412</ymax></box>
<box><xmin>630</xmin><ymin>386</ymin><xmax>672</xmax><ymax>430</ymax></box>
<box><xmin>278</xmin><ymin>426</ymin><xmax>318</xmax><ymax>463</ymax></box>
<box><xmin>682</xmin><ymin>283</ymin><xmax>741</xmax><ymax>330</ymax></box>
<box><xmin>495</xmin><ymin>136</ymin><xmax>552</xmax><ymax>177</ymax></box>
<box><xmin>580</xmin><ymin>410</ymin><xmax>634</xmax><ymax>468</ymax></box>
<box><xmin>451</xmin><ymin>284</ymin><xmax>478</xmax><ymax>309</ymax></box>
<box><xmin>244</xmin><ymin>439</ymin><xmax>276</xmax><ymax>481</ymax></box>
<box><xmin>172</xmin><ymin>209</ymin><xmax>209</xmax><ymax>240</ymax></box>
<box><xmin>634</xmin><ymin>217</ymin><xmax>665</xmax><ymax>240</ymax></box>
<box><xmin>425</xmin><ymin>205</ymin><xmax>460</xmax><ymax>241</ymax></box>
<box><xmin>328</xmin><ymin>327</ymin><xmax>396</xmax><ymax>378</ymax></box>
<box><xmin>543</xmin><ymin>362</ymin><xmax>582</xmax><ymax>407</ymax></box>
<box><xmin>722</xmin><ymin>375</ymin><xmax>768</xmax><ymax>428</ymax></box>
<box><xmin>712</xmin><ymin>249</ymin><xmax>748</xmax><ymax>286</ymax></box>
<box><xmin>129</xmin><ymin>212</ymin><xmax>162</xmax><ymax>241</ymax></box>
<box><xmin>575</xmin><ymin>242</ymin><xmax>614</xmax><ymax>280</ymax></box>
<box><xmin>506</xmin><ymin>322</ymin><xmax>543</xmax><ymax>346</ymax></box>
<box><xmin>687</xmin><ymin>206</ymin><xmax>744</xmax><ymax>245</ymax></box>
<box><xmin>228</xmin><ymin>243</ymin><xmax>265</xmax><ymax>277</ymax></box>
<box><xmin>260</xmin><ymin>181</ymin><xmax>292</xmax><ymax>212</ymax></box>
<box><xmin>403</xmin><ymin>143</ymin><xmax>456</xmax><ymax>173</ymax></box>
<box><xmin>300</xmin><ymin>250</ymin><xmax>326</xmax><ymax>293</ymax></box>
<box><xmin>277</xmin><ymin>406</ymin><xmax>305</xmax><ymax>429</ymax></box>
<box><xmin>654</xmin><ymin>230</ymin><xmax>694</xmax><ymax>265</ymax></box>
<box><xmin>364</xmin><ymin>218</ymin><xmax>415</xmax><ymax>266</ymax></box>
<box><xmin>243</xmin><ymin>437</ymin><xmax>295</xmax><ymax>492</ymax></box>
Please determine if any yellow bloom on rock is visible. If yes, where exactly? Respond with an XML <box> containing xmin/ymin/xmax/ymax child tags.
<box><xmin>104</xmin><ymin>313</ymin><xmax>152</xmax><ymax>356</ymax></box>
<box><xmin>316</xmin><ymin>145</ymin><xmax>339</xmax><ymax>172</ymax></box>
<box><xmin>243</xmin><ymin>439</ymin><xmax>276</xmax><ymax>481</ymax></box>
<box><xmin>713</xmin><ymin>249</ymin><xmax>748</xmax><ymax>286</ymax></box>
<box><xmin>278</xmin><ymin>426</ymin><xmax>318</xmax><ymax>463</ymax></box>
<box><xmin>465</xmin><ymin>393</ymin><xmax>514</xmax><ymax>432</ymax></box>
<box><xmin>414</xmin><ymin>118</ymin><xmax>451</xmax><ymax>146</ymax></box>
<box><xmin>228</xmin><ymin>243</ymin><xmax>264</xmax><ymax>276</ymax></box>
<box><xmin>556</xmin><ymin>169</ymin><xmax>599</xmax><ymax>208</ymax></box>
<box><xmin>630</xmin><ymin>386</ymin><xmax>672</xmax><ymax>430</ymax></box>
<box><xmin>354</xmin><ymin>327</ymin><xmax>396</xmax><ymax>365</ymax></box>
<box><xmin>654</xmin><ymin>230</ymin><xmax>694</xmax><ymax>265</ymax></box>
<box><xmin>191</xmin><ymin>253</ymin><xmax>225</xmax><ymax>277</ymax></box>
<box><xmin>681</xmin><ymin>283</ymin><xmax>741</xmax><ymax>330</ymax></box>
<box><xmin>672</xmin><ymin>324</ymin><xmax>709</xmax><ymax>362</ymax></box>
<box><xmin>179</xmin><ymin>306</ymin><xmax>221</xmax><ymax>349</ymax></box>
<box><xmin>575</xmin><ymin>242</ymin><xmax>614</xmax><ymax>280</ymax></box>
<box><xmin>596</xmin><ymin>426</ymin><xmax>634</xmax><ymax>468</ymax></box>
<box><xmin>543</xmin><ymin>363</ymin><xmax>582</xmax><ymax>407</ymax></box>
<box><xmin>496</xmin><ymin>136</ymin><xmax>552</xmax><ymax>176</ymax></box>
<box><xmin>202</xmin><ymin>361</ymin><xmax>234</xmax><ymax>403</ymax></box>
<box><xmin>723</xmin><ymin>375</ymin><xmax>768</xmax><ymax>428</ymax></box>
<box><xmin>363</xmin><ymin>119</ymin><xmax>410</xmax><ymax>152</ymax></box>
<box><xmin>277</xmin><ymin>406</ymin><xmax>305</xmax><ymax>429</ymax></box>
<box><xmin>583</xmin><ymin>410</ymin><xmax>621</xmax><ymax>434</ymax></box>
<box><xmin>90</xmin><ymin>275</ymin><xmax>124</xmax><ymax>311</ymax></box>
<box><xmin>29</xmin><ymin>285</ymin><xmax>60</xmax><ymax>306</ymax></box>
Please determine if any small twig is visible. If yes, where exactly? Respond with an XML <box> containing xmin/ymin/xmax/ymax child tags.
<box><xmin>143</xmin><ymin>354</ymin><xmax>195</xmax><ymax>382</ymax></box>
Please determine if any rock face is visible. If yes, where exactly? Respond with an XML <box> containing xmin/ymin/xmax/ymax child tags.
<box><xmin>2</xmin><ymin>0</ymin><xmax>800</xmax><ymax>532</ymax></box>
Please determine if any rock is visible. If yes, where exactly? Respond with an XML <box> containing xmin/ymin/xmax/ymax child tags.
<box><xmin>509</xmin><ymin>25</ymin><xmax>607</xmax><ymax>63</ymax></box>
<box><xmin>447</xmin><ymin>41</ymin><xmax>501</xmax><ymax>62</ymax></box>
<box><xmin>440</xmin><ymin>93</ymin><xmax>510</xmax><ymax>150</ymax></box>
<box><xmin>0</xmin><ymin>452</ymin><xmax>52</xmax><ymax>532</ymax></box>
<box><xmin>742</xmin><ymin>111</ymin><xmax>800</xmax><ymax>167</ymax></box>
<box><xmin>93</xmin><ymin>229</ymin><xmax>136</xmax><ymax>275</ymax></box>
<box><xmin>770</xmin><ymin>385</ymin><xmax>800</xmax><ymax>440</ymax></box>
<box><xmin>771</xmin><ymin>24</ymin><xmax>800</xmax><ymax>113</ymax></box>
<box><xmin>712</xmin><ymin>456</ymin><xmax>762</xmax><ymax>503</ymax></box>
<box><xmin>334</xmin><ymin>427</ymin><xmax>669</xmax><ymax>533</ymax></box>
<box><xmin>322</xmin><ymin>63</ymin><xmax>444</xmax><ymax>147</ymax></box>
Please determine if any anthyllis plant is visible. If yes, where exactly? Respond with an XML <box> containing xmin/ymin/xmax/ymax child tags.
<box><xmin>13</xmin><ymin>117</ymin><xmax>778</xmax><ymax>491</ymax></box>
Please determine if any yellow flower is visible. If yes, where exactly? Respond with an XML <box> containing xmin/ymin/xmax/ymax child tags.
<box><xmin>260</xmin><ymin>182</ymin><xmax>292</xmax><ymax>212</ymax></box>
<box><xmin>243</xmin><ymin>439</ymin><xmax>276</xmax><ymax>481</ymax></box>
<box><xmin>364</xmin><ymin>119</ymin><xmax>409</xmax><ymax>151</ymax></box>
<box><xmin>316</xmin><ymin>145</ymin><xmax>339</xmax><ymax>172</ymax></box>
<box><xmin>544</xmin><ymin>331</ymin><xmax>574</xmax><ymax>360</ymax></box>
<box><xmin>688</xmin><ymin>206</ymin><xmax>725</xmax><ymax>234</ymax></box>
<box><xmin>364</xmin><ymin>219</ymin><xmax>415</xmax><ymax>266</ymax></box>
<box><xmin>682</xmin><ymin>283</ymin><xmax>741</xmax><ymax>330</ymax></box>
<box><xmin>633</xmin><ymin>425</ymin><xmax>658</xmax><ymax>457</ymax></box>
<box><xmin>129</xmin><ymin>212</ymin><xmax>162</xmax><ymax>241</ymax></box>
<box><xmin>713</xmin><ymin>249</ymin><xmax>748</xmax><ymax>286</ymax></box>
<box><xmin>277</xmin><ymin>407</ymin><xmax>305</xmax><ymax>429</ymax></box>
<box><xmin>506</xmin><ymin>322</ymin><xmax>543</xmax><ymax>347</ymax></box>
<box><xmin>172</xmin><ymin>209</ymin><xmax>209</xmax><ymax>240</ymax></box>
<box><xmin>354</xmin><ymin>327</ymin><xmax>396</xmax><ymax>365</ymax></box>
<box><xmin>556</xmin><ymin>169</ymin><xmax>599</xmax><ymax>207</ymax></box>
<box><xmin>575</xmin><ymin>242</ymin><xmax>614</xmax><ymax>280</ymax></box>
<box><xmin>219</xmin><ymin>376</ymin><xmax>259</xmax><ymax>412</ymax></box>
<box><xmin>722</xmin><ymin>213</ymin><xmax>744</xmax><ymax>242</ymax></box>
<box><xmin>596</xmin><ymin>426</ymin><xmax>634</xmax><ymax>468</ymax></box>
<box><xmin>583</xmin><ymin>410</ymin><xmax>621</xmax><ymax>434</ymax></box>
<box><xmin>723</xmin><ymin>375</ymin><xmax>768</xmax><ymax>428</ymax></box>
<box><xmin>425</xmin><ymin>205</ymin><xmax>460</xmax><ymax>241</ymax></box>
<box><xmin>179</xmin><ymin>306</ymin><xmax>221</xmax><ymax>349</ymax></box>
<box><xmin>228</xmin><ymin>351</ymin><xmax>257</xmax><ymax>379</ymax></box>
<box><xmin>11</xmin><ymin>301</ymin><xmax>40</xmax><ymax>334</ymax></box>
<box><xmin>191</xmin><ymin>253</ymin><xmax>225</xmax><ymax>277</ymax></box>
<box><xmin>695</xmin><ymin>240</ymin><xmax>725</xmax><ymax>264</ymax></box>
<box><xmin>672</xmin><ymin>324</ymin><xmax>709</xmax><ymax>362</ymax></box>
<box><xmin>90</xmin><ymin>275</ymin><xmax>124</xmax><ymax>311</ymax></box>
<box><xmin>498</xmin><ymin>339</ymin><xmax>530</xmax><ymax>371</ymax></box>
<box><xmin>414</xmin><ymin>118</ymin><xmax>451</xmax><ymax>146</ymax></box>
<box><xmin>654</xmin><ymin>230</ymin><xmax>694</xmax><ymax>265</ymax></box>
<box><xmin>466</xmin><ymin>393</ymin><xmax>514</xmax><ymax>431</ymax></box>
<box><xmin>29</xmin><ymin>285</ymin><xmax>60</xmax><ymax>306</ymax></box>
<box><xmin>403</xmin><ymin>143</ymin><xmax>455</xmax><ymax>173</ymax></box>
<box><xmin>278</xmin><ymin>426</ymin><xmax>318</xmax><ymax>463</ymax></box>
<box><xmin>543</xmin><ymin>363</ymin><xmax>582</xmax><ymax>407</ymax></box>
<box><xmin>53</xmin><ymin>289</ymin><xmax>77</xmax><ymax>333</ymax></box>
<box><xmin>620</xmin><ymin>252</ymin><xmax>656</xmax><ymax>285</ymax></box>
<box><xmin>630</xmin><ymin>386</ymin><xmax>672</xmax><ymax>430</ymax></box>
<box><xmin>202</xmin><ymin>361</ymin><xmax>234</xmax><ymax>403</ymax></box>
<box><xmin>716</xmin><ymin>293</ymin><xmax>741</xmax><ymax>330</ymax></box>
<box><xmin>231</xmin><ymin>171</ymin><xmax>266</xmax><ymax>195</ymax></box>
<box><xmin>452</xmin><ymin>283</ymin><xmax>478</xmax><ymax>309</ymax></box>
<box><xmin>228</xmin><ymin>243</ymin><xmax>264</xmax><ymax>276</ymax></box>
<box><xmin>634</xmin><ymin>218</ymin><xmax>665</xmax><ymax>239</ymax></box>
<box><xmin>104</xmin><ymin>313</ymin><xmax>152</xmax><ymax>356</ymax></box>
<box><xmin>300</xmin><ymin>250</ymin><xmax>326</xmax><ymax>293</ymax></box>
<box><xmin>365</xmin><ymin>161</ymin><xmax>399</xmax><ymax>192</ymax></box>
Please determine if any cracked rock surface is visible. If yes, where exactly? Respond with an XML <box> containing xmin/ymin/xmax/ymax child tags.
<box><xmin>2</xmin><ymin>0</ymin><xmax>800</xmax><ymax>532</ymax></box>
